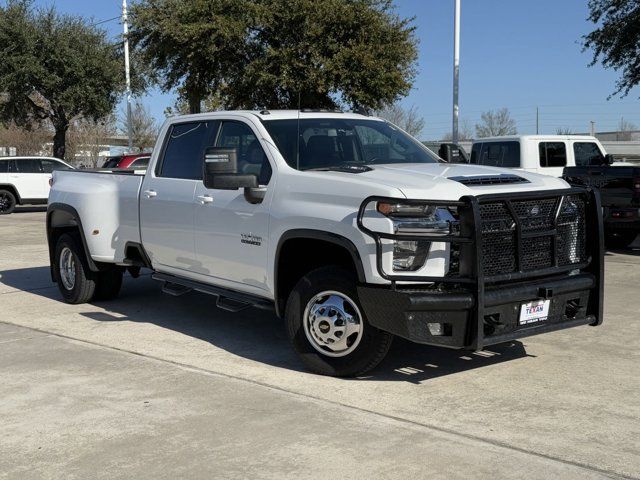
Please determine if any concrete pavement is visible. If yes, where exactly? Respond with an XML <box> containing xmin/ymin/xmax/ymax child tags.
<box><xmin>1</xmin><ymin>208</ymin><xmax>639</xmax><ymax>479</ymax></box>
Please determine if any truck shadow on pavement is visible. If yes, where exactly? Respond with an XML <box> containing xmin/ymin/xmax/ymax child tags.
<box><xmin>2</xmin><ymin>266</ymin><xmax>532</xmax><ymax>384</ymax></box>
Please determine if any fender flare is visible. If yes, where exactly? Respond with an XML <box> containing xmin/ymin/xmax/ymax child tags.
<box><xmin>0</xmin><ymin>184</ymin><xmax>22</xmax><ymax>203</ymax></box>
<box><xmin>273</xmin><ymin>229</ymin><xmax>366</xmax><ymax>317</ymax></box>
<box><xmin>47</xmin><ymin>203</ymin><xmax>99</xmax><ymax>275</ymax></box>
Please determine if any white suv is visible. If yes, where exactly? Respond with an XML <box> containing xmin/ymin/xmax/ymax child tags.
<box><xmin>0</xmin><ymin>156</ymin><xmax>73</xmax><ymax>214</ymax></box>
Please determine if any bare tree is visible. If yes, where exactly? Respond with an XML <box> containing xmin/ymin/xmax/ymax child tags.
<box><xmin>374</xmin><ymin>103</ymin><xmax>425</xmax><ymax>138</ymax></box>
<box><xmin>475</xmin><ymin>108</ymin><xmax>517</xmax><ymax>138</ymax></box>
<box><xmin>0</xmin><ymin>121</ymin><xmax>51</xmax><ymax>155</ymax></box>
<box><xmin>442</xmin><ymin>119</ymin><xmax>474</xmax><ymax>141</ymax></box>
<box><xmin>121</xmin><ymin>102</ymin><xmax>159</xmax><ymax>152</ymax></box>
<box><xmin>556</xmin><ymin>127</ymin><xmax>575</xmax><ymax>135</ymax></box>
<box><xmin>617</xmin><ymin>117</ymin><xmax>638</xmax><ymax>140</ymax></box>
<box><xmin>66</xmin><ymin>116</ymin><xmax>117</xmax><ymax>167</ymax></box>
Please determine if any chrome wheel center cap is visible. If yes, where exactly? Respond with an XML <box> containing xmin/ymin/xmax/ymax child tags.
<box><xmin>303</xmin><ymin>291</ymin><xmax>364</xmax><ymax>358</ymax></box>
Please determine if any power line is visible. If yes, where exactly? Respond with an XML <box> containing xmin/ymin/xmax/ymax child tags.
<box><xmin>90</xmin><ymin>15</ymin><xmax>121</xmax><ymax>27</ymax></box>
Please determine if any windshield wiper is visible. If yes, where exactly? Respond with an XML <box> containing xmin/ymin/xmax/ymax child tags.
<box><xmin>307</xmin><ymin>165</ymin><xmax>373</xmax><ymax>173</ymax></box>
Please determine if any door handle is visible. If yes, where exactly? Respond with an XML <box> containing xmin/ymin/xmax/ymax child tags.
<box><xmin>143</xmin><ymin>190</ymin><xmax>157</xmax><ymax>198</ymax></box>
<box><xmin>196</xmin><ymin>195</ymin><xmax>213</xmax><ymax>204</ymax></box>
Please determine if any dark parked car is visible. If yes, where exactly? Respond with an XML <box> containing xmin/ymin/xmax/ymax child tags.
<box><xmin>563</xmin><ymin>163</ymin><xmax>640</xmax><ymax>248</ymax></box>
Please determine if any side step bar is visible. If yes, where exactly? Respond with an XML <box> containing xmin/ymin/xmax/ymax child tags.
<box><xmin>152</xmin><ymin>272</ymin><xmax>275</xmax><ymax>313</ymax></box>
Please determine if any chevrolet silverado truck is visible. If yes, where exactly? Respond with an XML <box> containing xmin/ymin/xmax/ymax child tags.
<box><xmin>47</xmin><ymin>111</ymin><xmax>604</xmax><ymax>376</ymax></box>
<box><xmin>563</xmin><ymin>164</ymin><xmax>639</xmax><ymax>249</ymax></box>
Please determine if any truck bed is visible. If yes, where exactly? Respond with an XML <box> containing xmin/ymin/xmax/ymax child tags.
<box><xmin>563</xmin><ymin>165</ymin><xmax>639</xmax><ymax>207</ymax></box>
<box><xmin>48</xmin><ymin>169</ymin><xmax>146</xmax><ymax>264</ymax></box>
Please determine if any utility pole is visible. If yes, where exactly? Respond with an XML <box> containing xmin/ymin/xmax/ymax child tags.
<box><xmin>590</xmin><ymin>120</ymin><xmax>595</xmax><ymax>137</ymax></box>
<box><xmin>122</xmin><ymin>0</ymin><xmax>133</xmax><ymax>151</ymax></box>
<box><xmin>536</xmin><ymin>107</ymin><xmax>539</xmax><ymax>134</ymax></box>
<box><xmin>452</xmin><ymin>0</ymin><xmax>460</xmax><ymax>145</ymax></box>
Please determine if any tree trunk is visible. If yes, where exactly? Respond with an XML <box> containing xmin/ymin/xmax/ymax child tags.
<box><xmin>52</xmin><ymin>122</ymin><xmax>69</xmax><ymax>160</ymax></box>
<box><xmin>188</xmin><ymin>91</ymin><xmax>202</xmax><ymax>114</ymax></box>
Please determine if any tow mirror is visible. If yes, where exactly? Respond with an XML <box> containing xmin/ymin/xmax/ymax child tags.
<box><xmin>203</xmin><ymin>147</ymin><xmax>258</xmax><ymax>190</ymax></box>
<box><xmin>604</xmin><ymin>154</ymin><xmax>615</xmax><ymax>166</ymax></box>
<box><xmin>438</xmin><ymin>143</ymin><xmax>469</xmax><ymax>163</ymax></box>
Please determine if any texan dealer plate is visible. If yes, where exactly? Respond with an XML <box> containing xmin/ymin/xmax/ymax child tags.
<box><xmin>519</xmin><ymin>299</ymin><xmax>550</xmax><ymax>325</ymax></box>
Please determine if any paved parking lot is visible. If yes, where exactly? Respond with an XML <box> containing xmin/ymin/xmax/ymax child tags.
<box><xmin>1</xmin><ymin>208</ymin><xmax>639</xmax><ymax>479</ymax></box>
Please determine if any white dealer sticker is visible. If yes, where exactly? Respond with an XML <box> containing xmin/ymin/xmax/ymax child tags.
<box><xmin>519</xmin><ymin>299</ymin><xmax>550</xmax><ymax>325</ymax></box>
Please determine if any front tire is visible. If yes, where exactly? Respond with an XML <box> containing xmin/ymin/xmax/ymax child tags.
<box><xmin>0</xmin><ymin>189</ymin><xmax>16</xmax><ymax>215</ymax></box>
<box><xmin>285</xmin><ymin>266</ymin><xmax>393</xmax><ymax>377</ymax></box>
<box><xmin>53</xmin><ymin>233</ymin><xmax>97</xmax><ymax>304</ymax></box>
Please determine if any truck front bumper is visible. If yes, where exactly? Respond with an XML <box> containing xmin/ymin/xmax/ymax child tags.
<box><xmin>358</xmin><ymin>273</ymin><xmax>599</xmax><ymax>350</ymax></box>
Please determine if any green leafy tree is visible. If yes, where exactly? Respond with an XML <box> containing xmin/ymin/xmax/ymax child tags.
<box><xmin>227</xmin><ymin>0</ymin><xmax>418</xmax><ymax>110</ymax></box>
<box><xmin>131</xmin><ymin>0</ymin><xmax>418</xmax><ymax>112</ymax></box>
<box><xmin>583</xmin><ymin>0</ymin><xmax>640</xmax><ymax>98</ymax></box>
<box><xmin>0</xmin><ymin>1</ymin><xmax>125</xmax><ymax>159</ymax></box>
<box><xmin>130</xmin><ymin>0</ymin><xmax>252</xmax><ymax>114</ymax></box>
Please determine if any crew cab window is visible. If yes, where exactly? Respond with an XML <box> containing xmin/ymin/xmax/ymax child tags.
<box><xmin>471</xmin><ymin>142</ymin><xmax>520</xmax><ymax>167</ymax></box>
<box><xmin>539</xmin><ymin>142</ymin><xmax>567</xmax><ymax>167</ymax></box>
<box><xmin>14</xmin><ymin>158</ymin><xmax>42</xmax><ymax>173</ymax></box>
<box><xmin>573</xmin><ymin>142</ymin><xmax>605</xmax><ymax>166</ymax></box>
<box><xmin>216</xmin><ymin>121</ymin><xmax>272</xmax><ymax>185</ymax></box>
<box><xmin>40</xmin><ymin>159</ymin><xmax>70</xmax><ymax>173</ymax></box>
<box><xmin>0</xmin><ymin>160</ymin><xmax>8</xmax><ymax>173</ymax></box>
<box><xmin>158</xmin><ymin>121</ymin><xmax>219</xmax><ymax>179</ymax></box>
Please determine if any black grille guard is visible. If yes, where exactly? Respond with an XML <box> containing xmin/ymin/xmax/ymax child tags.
<box><xmin>356</xmin><ymin>187</ymin><xmax>605</xmax><ymax>350</ymax></box>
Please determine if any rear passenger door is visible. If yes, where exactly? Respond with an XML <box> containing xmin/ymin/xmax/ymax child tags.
<box><xmin>538</xmin><ymin>142</ymin><xmax>567</xmax><ymax>177</ymax></box>
<box><xmin>140</xmin><ymin>120</ymin><xmax>219</xmax><ymax>274</ymax></box>
<box><xmin>10</xmin><ymin>159</ymin><xmax>45</xmax><ymax>199</ymax></box>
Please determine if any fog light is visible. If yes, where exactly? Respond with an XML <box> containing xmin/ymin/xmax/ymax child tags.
<box><xmin>392</xmin><ymin>240</ymin><xmax>430</xmax><ymax>271</ymax></box>
<box><xmin>427</xmin><ymin>322</ymin><xmax>444</xmax><ymax>336</ymax></box>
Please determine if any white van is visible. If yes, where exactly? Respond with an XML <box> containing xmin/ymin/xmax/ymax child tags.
<box><xmin>0</xmin><ymin>156</ymin><xmax>74</xmax><ymax>214</ymax></box>
<box><xmin>470</xmin><ymin>135</ymin><xmax>608</xmax><ymax>177</ymax></box>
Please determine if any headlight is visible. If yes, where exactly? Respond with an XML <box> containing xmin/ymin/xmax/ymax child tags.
<box><xmin>377</xmin><ymin>201</ymin><xmax>459</xmax><ymax>271</ymax></box>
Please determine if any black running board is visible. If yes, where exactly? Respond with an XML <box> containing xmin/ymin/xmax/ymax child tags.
<box><xmin>152</xmin><ymin>273</ymin><xmax>275</xmax><ymax>312</ymax></box>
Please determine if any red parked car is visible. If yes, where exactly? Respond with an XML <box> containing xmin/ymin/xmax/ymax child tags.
<box><xmin>102</xmin><ymin>154</ymin><xmax>150</xmax><ymax>169</ymax></box>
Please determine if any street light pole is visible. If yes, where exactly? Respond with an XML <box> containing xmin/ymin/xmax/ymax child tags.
<box><xmin>452</xmin><ymin>0</ymin><xmax>460</xmax><ymax>145</ymax></box>
<box><xmin>122</xmin><ymin>0</ymin><xmax>133</xmax><ymax>152</ymax></box>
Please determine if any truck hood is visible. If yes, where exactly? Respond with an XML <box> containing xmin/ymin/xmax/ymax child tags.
<box><xmin>352</xmin><ymin>163</ymin><xmax>570</xmax><ymax>200</ymax></box>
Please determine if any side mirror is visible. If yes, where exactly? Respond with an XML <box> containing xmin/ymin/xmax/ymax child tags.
<box><xmin>203</xmin><ymin>147</ymin><xmax>258</xmax><ymax>190</ymax></box>
<box><xmin>604</xmin><ymin>154</ymin><xmax>615</xmax><ymax>166</ymax></box>
<box><xmin>438</xmin><ymin>143</ymin><xmax>469</xmax><ymax>163</ymax></box>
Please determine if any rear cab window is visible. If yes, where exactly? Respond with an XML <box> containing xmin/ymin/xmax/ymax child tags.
<box><xmin>539</xmin><ymin>142</ymin><xmax>567</xmax><ymax>167</ymax></box>
<box><xmin>471</xmin><ymin>141</ymin><xmax>521</xmax><ymax>167</ymax></box>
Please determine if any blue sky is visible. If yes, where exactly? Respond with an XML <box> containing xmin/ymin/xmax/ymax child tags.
<box><xmin>30</xmin><ymin>0</ymin><xmax>640</xmax><ymax>139</ymax></box>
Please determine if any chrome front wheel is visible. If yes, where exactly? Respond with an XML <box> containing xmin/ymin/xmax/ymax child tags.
<box><xmin>59</xmin><ymin>246</ymin><xmax>76</xmax><ymax>290</ymax></box>
<box><xmin>303</xmin><ymin>290</ymin><xmax>364</xmax><ymax>358</ymax></box>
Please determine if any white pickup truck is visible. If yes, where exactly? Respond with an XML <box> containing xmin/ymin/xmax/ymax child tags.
<box><xmin>47</xmin><ymin>110</ymin><xmax>604</xmax><ymax>376</ymax></box>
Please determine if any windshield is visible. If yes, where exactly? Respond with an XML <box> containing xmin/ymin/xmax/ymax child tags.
<box><xmin>262</xmin><ymin>118</ymin><xmax>440</xmax><ymax>170</ymax></box>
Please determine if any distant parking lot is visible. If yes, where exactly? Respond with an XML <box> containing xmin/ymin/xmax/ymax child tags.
<box><xmin>1</xmin><ymin>208</ymin><xmax>639</xmax><ymax>479</ymax></box>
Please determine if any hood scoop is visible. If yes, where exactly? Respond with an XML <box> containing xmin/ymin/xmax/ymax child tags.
<box><xmin>449</xmin><ymin>174</ymin><xmax>530</xmax><ymax>186</ymax></box>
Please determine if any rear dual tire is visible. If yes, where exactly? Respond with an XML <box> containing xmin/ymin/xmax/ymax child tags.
<box><xmin>53</xmin><ymin>233</ymin><xmax>123</xmax><ymax>304</ymax></box>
